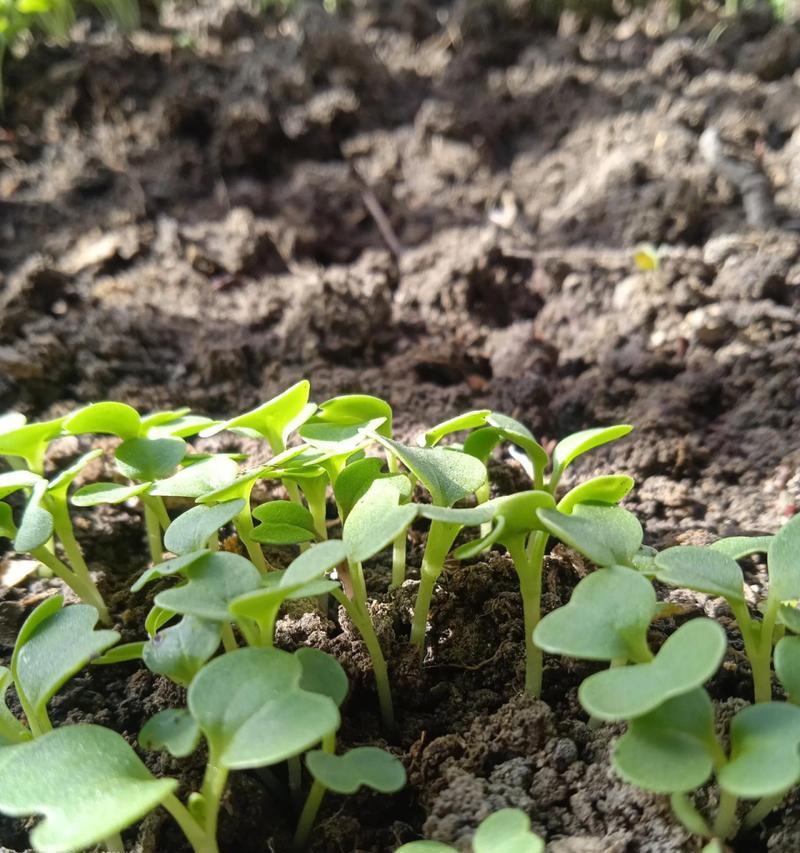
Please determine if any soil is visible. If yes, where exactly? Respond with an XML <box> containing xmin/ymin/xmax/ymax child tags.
<box><xmin>1</xmin><ymin>0</ymin><xmax>800</xmax><ymax>851</ymax></box>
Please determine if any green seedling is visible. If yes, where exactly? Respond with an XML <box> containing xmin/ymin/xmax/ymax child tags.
<box><xmin>0</xmin><ymin>454</ymin><xmax>111</xmax><ymax>622</ymax></box>
<box><xmin>610</xmin><ymin>688</ymin><xmax>800</xmax><ymax>842</ymax></box>
<box><xmin>0</xmin><ymin>413</ymin><xmax>64</xmax><ymax>474</ymax></box>
<box><xmin>396</xmin><ymin>808</ymin><xmax>545</xmax><ymax>852</ymax></box>
<box><xmin>3</xmin><ymin>595</ymin><xmax>119</xmax><ymax>739</ymax></box>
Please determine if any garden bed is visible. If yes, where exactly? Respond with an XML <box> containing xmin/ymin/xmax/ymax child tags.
<box><xmin>1</xmin><ymin>1</ymin><xmax>800</xmax><ymax>851</ymax></box>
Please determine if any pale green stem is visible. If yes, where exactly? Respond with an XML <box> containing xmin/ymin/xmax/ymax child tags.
<box><xmin>744</xmin><ymin>791</ymin><xmax>787</xmax><ymax>828</ymax></box>
<box><xmin>220</xmin><ymin>623</ymin><xmax>238</xmax><ymax>653</ymax></box>
<box><xmin>348</xmin><ymin>560</ymin><xmax>368</xmax><ymax>606</ymax></box>
<box><xmin>475</xmin><ymin>481</ymin><xmax>491</xmax><ymax>539</ymax></box>
<box><xmin>730</xmin><ymin>600</ymin><xmax>770</xmax><ymax>702</ymax></box>
<box><xmin>753</xmin><ymin>593</ymin><xmax>780</xmax><ymax>703</ymax></box>
<box><xmin>288</xmin><ymin>755</ymin><xmax>303</xmax><ymax>806</ymax></box>
<box><xmin>102</xmin><ymin>833</ymin><xmax>125</xmax><ymax>852</ymax></box>
<box><xmin>410</xmin><ymin>520</ymin><xmax>460</xmax><ymax>652</ymax></box>
<box><xmin>30</xmin><ymin>546</ymin><xmax>108</xmax><ymax>622</ymax></box>
<box><xmin>199</xmin><ymin>749</ymin><xmax>229</xmax><ymax>840</ymax></box>
<box><xmin>285</xmin><ymin>480</ymin><xmax>304</xmax><ymax>506</ymax></box>
<box><xmin>712</xmin><ymin>790</ymin><xmax>739</xmax><ymax>840</ymax></box>
<box><xmin>292</xmin><ymin>733</ymin><xmax>336</xmax><ymax>850</ymax></box>
<box><xmin>15</xmin><ymin>681</ymin><xmax>50</xmax><ymax>738</ymax></box>
<box><xmin>150</xmin><ymin>496</ymin><xmax>171</xmax><ymax>531</ymax></box>
<box><xmin>390</xmin><ymin>531</ymin><xmax>407</xmax><ymax>590</ymax></box>
<box><xmin>207</xmin><ymin>535</ymin><xmax>219</xmax><ymax>552</ymax></box>
<box><xmin>234</xmin><ymin>506</ymin><xmax>268</xmax><ymax>573</ymax></box>
<box><xmin>162</xmin><ymin>793</ymin><xmax>220</xmax><ymax>853</ymax></box>
<box><xmin>670</xmin><ymin>793</ymin><xmax>712</xmax><ymax>838</ymax></box>
<box><xmin>506</xmin><ymin>534</ymin><xmax>546</xmax><ymax>696</ymax></box>
<box><xmin>333</xmin><ymin>589</ymin><xmax>394</xmax><ymax>728</ymax></box>
<box><xmin>142</xmin><ymin>501</ymin><xmax>164</xmax><ymax>565</ymax></box>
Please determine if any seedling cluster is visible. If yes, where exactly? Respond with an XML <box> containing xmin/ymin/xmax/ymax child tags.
<box><xmin>0</xmin><ymin>383</ymin><xmax>796</xmax><ymax>851</ymax></box>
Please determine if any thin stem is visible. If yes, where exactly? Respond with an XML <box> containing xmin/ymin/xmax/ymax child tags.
<box><xmin>389</xmin><ymin>531</ymin><xmax>407</xmax><ymax>590</ymax></box>
<box><xmin>292</xmin><ymin>733</ymin><xmax>336</xmax><ymax>850</ymax></box>
<box><xmin>333</xmin><ymin>590</ymin><xmax>394</xmax><ymax>728</ymax></box>
<box><xmin>712</xmin><ymin>790</ymin><xmax>739</xmax><ymax>840</ymax></box>
<box><xmin>475</xmin><ymin>481</ymin><xmax>491</xmax><ymax>539</ymax></box>
<box><xmin>730</xmin><ymin>601</ymin><xmax>767</xmax><ymax>702</ymax></box>
<box><xmin>753</xmin><ymin>593</ymin><xmax>780</xmax><ymax>703</ymax></box>
<box><xmin>348</xmin><ymin>560</ymin><xmax>368</xmax><ymax>605</ymax></box>
<box><xmin>151</xmin><ymin>496</ymin><xmax>172</xmax><ymax>531</ymax></box>
<box><xmin>142</xmin><ymin>501</ymin><xmax>164</xmax><ymax>565</ymax></box>
<box><xmin>221</xmin><ymin>623</ymin><xmax>238</xmax><ymax>653</ymax></box>
<box><xmin>670</xmin><ymin>792</ymin><xmax>712</xmax><ymax>838</ymax></box>
<box><xmin>409</xmin><ymin>520</ymin><xmax>459</xmax><ymax>652</ymax></box>
<box><xmin>744</xmin><ymin>791</ymin><xmax>787</xmax><ymax>828</ymax></box>
<box><xmin>15</xmin><ymin>681</ymin><xmax>50</xmax><ymax>738</ymax></box>
<box><xmin>162</xmin><ymin>794</ymin><xmax>220</xmax><ymax>853</ymax></box>
<box><xmin>234</xmin><ymin>507</ymin><xmax>268</xmax><ymax>573</ymax></box>
<box><xmin>288</xmin><ymin>755</ymin><xmax>303</xmax><ymax>807</ymax></box>
<box><xmin>199</xmin><ymin>749</ymin><xmax>229</xmax><ymax>841</ymax></box>
<box><xmin>508</xmin><ymin>532</ymin><xmax>547</xmax><ymax>696</ymax></box>
<box><xmin>102</xmin><ymin>833</ymin><xmax>125</xmax><ymax>852</ymax></box>
<box><xmin>30</xmin><ymin>546</ymin><xmax>106</xmax><ymax>620</ymax></box>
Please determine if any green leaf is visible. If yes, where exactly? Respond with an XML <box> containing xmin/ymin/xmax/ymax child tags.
<box><xmin>187</xmin><ymin>647</ymin><xmax>340</xmax><ymax>769</ymax></box>
<box><xmin>0</xmin><ymin>417</ymin><xmax>64</xmax><ymax>473</ymax></box>
<box><xmin>578</xmin><ymin>619</ymin><xmax>727</xmax><ymax>721</ymax></box>
<box><xmin>146</xmin><ymin>414</ymin><xmax>216</xmax><ymax>439</ymax></box>
<box><xmin>779</xmin><ymin>604</ymin><xmax>800</xmax><ymax>634</ymax></box>
<box><xmin>0</xmin><ymin>502</ymin><xmax>15</xmax><ymax>540</ymax></box>
<box><xmin>769</xmin><ymin>515</ymin><xmax>800</xmax><ymax>602</ymax></box>
<box><xmin>306</xmin><ymin>747</ymin><xmax>406</xmax><ymax>794</ymax></box>
<box><xmin>613</xmin><ymin>689</ymin><xmax>717</xmax><ymax>793</ymax></box>
<box><xmin>487</xmin><ymin>491</ymin><xmax>557</xmax><ymax>538</ymax></box>
<box><xmin>776</xmin><ymin>636</ymin><xmax>800</xmax><ymax>702</ymax></box>
<box><xmin>150</xmin><ymin>456</ymin><xmax>240</xmax><ymax>498</ymax></box>
<box><xmin>344</xmin><ymin>480</ymin><xmax>418</xmax><ymax>563</ymax></box>
<box><xmin>463</xmin><ymin>426</ymin><xmax>502</xmax><ymax>464</ymax></box>
<box><xmin>251</xmin><ymin>500</ymin><xmax>317</xmax><ymax>545</ymax></box>
<box><xmin>155</xmin><ymin>552</ymin><xmax>261</xmax><ymax>622</ymax></box>
<box><xmin>0</xmin><ymin>469</ymin><xmax>42</xmax><ymax>500</ymax></box>
<box><xmin>0</xmin><ymin>725</ymin><xmax>177</xmax><ymax>853</ymax></box>
<box><xmin>47</xmin><ymin>450</ymin><xmax>103</xmax><ymax>499</ymax></box>
<box><xmin>297</xmin><ymin>648</ymin><xmax>349</xmax><ymax>708</ymax></box>
<box><xmin>368</xmin><ymin>435</ymin><xmax>486</xmax><ymax>507</ymax></box>
<box><xmin>299</xmin><ymin>417</ymin><xmax>386</xmax><ymax>452</ymax></box>
<box><xmin>143</xmin><ymin>615</ymin><xmax>221</xmax><ymax>687</ymax></box>
<box><xmin>719</xmin><ymin>702</ymin><xmax>800</xmax><ymax>798</ymax></box>
<box><xmin>533</xmin><ymin>566</ymin><xmax>657</xmax><ymax>662</ymax></box>
<box><xmin>115</xmin><ymin>437</ymin><xmax>187</xmax><ymax>482</ymax></box>
<box><xmin>485</xmin><ymin>413</ymin><xmax>549</xmax><ymax>484</ymax></box>
<box><xmin>12</xmin><ymin>601</ymin><xmax>119</xmax><ymax>720</ymax></box>
<box><xmin>0</xmin><ymin>666</ymin><xmax>30</xmax><ymax>746</ymax></box>
<box><xmin>64</xmin><ymin>402</ymin><xmax>142</xmax><ymax>439</ymax></box>
<box><xmin>395</xmin><ymin>843</ymin><xmax>453</xmax><ymax>852</ymax></box>
<box><xmin>711</xmin><ymin>536</ymin><xmax>773</xmax><ymax>560</ymax></box>
<box><xmin>163</xmin><ymin>499</ymin><xmax>245</xmax><ymax>555</ymax></box>
<box><xmin>144</xmin><ymin>604</ymin><xmax>176</xmax><ymax>637</ymax></box>
<box><xmin>14</xmin><ymin>480</ymin><xmax>54</xmax><ymax>552</ymax></box>
<box><xmin>473</xmin><ymin>808</ymin><xmax>545</xmax><ymax>853</ymax></box>
<box><xmin>303</xmin><ymin>395</ymin><xmax>393</xmax><ymax>439</ymax></box>
<box><xmin>537</xmin><ymin>504</ymin><xmax>643</xmax><ymax>568</ymax></box>
<box><xmin>550</xmin><ymin>425</ymin><xmax>632</xmax><ymax>486</ymax></box>
<box><xmin>91</xmin><ymin>642</ymin><xmax>145</xmax><ymax>666</ymax></box>
<box><xmin>418</xmin><ymin>504</ymin><xmax>494</xmax><ymax>525</ymax></box>
<box><xmin>282</xmin><ymin>539</ymin><xmax>348</xmax><ymax>587</ymax></box>
<box><xmin>196</xmin><ymin>466</ymin><xmax>270</xmax><ymax>504</ymax></box>
<box><xmin>139</xmin><ymin>408</ymin><xmax>191</xmax><ymax>431</ymax></box>
<box><xmin>71</xmin><ymin>481</ymin><xmax>152</xmax><ymax>507</ymax></box>
<box><xmin>200</xmin><ymin>381</ymin><xmax>313</xmax><ymax>449</ymax></box>
<box><xmin>334</xmin><ymin>458</ymin><xmax>386</xmax><ymax>519</ymax></box>
<box><xmin>557</xmin><ymin>475</ymin><xmax>635</xmax><ymax>515</ymax></box>
<box><xmin>131</xmin><ymin>550</ymin><xmax>209</xmax><ymax>592</ymax></box>
<box><xmin>139</xmin><ymin>709</ymin><xmax>201</xmax><ymax>758</ymax></box>
<box><xmin>654</xmin><ymin>546</ymin><xmax>744</xmax><ymax>603</ymax></box>
<box><xmin>421</xmin><ymin>410</ymin><xmax>491</xmax><ymax>447</ymax></box>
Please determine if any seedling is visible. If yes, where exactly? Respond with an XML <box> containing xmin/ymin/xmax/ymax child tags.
<box><xmin>1</xmin><ymin>595</ymin><xmax>119</xmax><ymax>739</ymax></box>
<box><xmin>396</xmin><ymin>808</ymin><xmax>545</xmax><ymax>852</ymax></box>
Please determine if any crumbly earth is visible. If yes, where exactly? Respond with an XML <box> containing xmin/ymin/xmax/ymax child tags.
<box><xmin>1</xmin><ymin>1</ymin><xmax>800</xmax><ymax>851</ymax></box>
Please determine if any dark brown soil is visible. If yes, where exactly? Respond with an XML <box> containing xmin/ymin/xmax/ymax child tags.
<box><xmin>2</xmin><ymin>1</ymin><xmax>800</xmax><ymax>851</ymax></box>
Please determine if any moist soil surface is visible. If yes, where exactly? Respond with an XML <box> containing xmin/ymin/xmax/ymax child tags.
<box><xmin>2</xmin><ymin>1</ymin><xmax>800</xmax><ymax>851</ymax></box>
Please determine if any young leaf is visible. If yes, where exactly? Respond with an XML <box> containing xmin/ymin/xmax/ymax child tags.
<box><xmin>142</xmin><ymin>615</ymin><xmax>221</xmax><ymax>687</ymax></box>
<box><xmin>12</xmin><ymin>601</ymin><xmax>120</xmax><ymax>721</ymax></box>
<box><xmin>485</xmin><ymin>413</ymin><xmax>549</xmax><ymax>484</ymax></box>
<box><xmin>710</xmin><ymin>536</ymin><xmax>773</xmax><ymax>560</ymax></box>
<box><xmin>0</xmin><ymin>469</ymin><xmax>42</xmax><ymax>499</ymax></box>
<box><xmin>145</xmin><ymin>604</ymin><xmax>177</xmax><ymax>637</ymax></box>
<box><xmin>613</xmin><ymin>689</ymin><xmax>717</xmax><ymax>793</ymax></box>
<box><xmin>0</xmin><ymin>502</ymin><xmax>15</xmax><ymax>539</ymax></box>
<box><xmin>46</xmin><ymin>449</ymin><xmax>103</xmax><ymax>499</ymax></box>
<box><xmin>131</xmin><ymin>549</ymin><xmax>209</xmax><ymax>592</ymax></box>
<box><xmin>306</xmin><ymin>747</ymin><xmax>406</xmax><ymax>794</ymax></box>
<box><xmin>0</xmin><ymin>417</ymin><xmax>65</xmax><ymax>473</ymax></box>
<box><xmin>550</xmin><ymin>425</ymin><xmax>632</xmax><ymax>486</ymax></box>
<box><xmin>654</xmin><ymin>546</ymin><xmax>745</xmax><ymax>603</ymax></box>
<box><xmin>0</xmin><ymin>666</ymin><xmax>30</xmax><ymax>746</ymax></box>
<box><xmin>779</xmin><ymin>604</ymin><xmax>800</xmax><ymax>634</ymax></box>
<box><xmin>334</xmin><ymin>458</ymin><xmax>386</xmax><ymax>519</ymax></box>
<box><xmin>163</xmin><ymin>499</ymin><xmax>245</xmax><ymax>555</ymax></box>
<box><xmin>775</xmin><ymin>636</ymin><xmax>800</xmax><ymax>702</ymax></box>
<box><xmin>299</xmin><ymin>417</ymin><xmax>386</xmax><ymax>451</ymax></box>
<box><xmin>64</xmin><ymin>402</ymin><xmax>142</xmax><ymax>439</ymax></box>
<box><xmin>302</xmin><ymin>394</ymin><xmax>393</xmax><ymax>441</ymax></box>
<box><xmin>0</xmin><ymin>724</ymin><xmax>176</xmax><ymax>852</ymax></box>
<box><xmin>421</xmin><ymin>410</ymin><xmax>490</xmax><ymax>447</ymax></box>
<box><xmin>557</xmin><ymin>475</ymin><xmax>635</xmax><ymax>515</ymax></box>
<box><xmin>196</xmin><ymin>466</ymin><xmax>270</xmax><ymax>505</ymax></box>
<box><xmin>187</xmin><ymin>647</ymin><xmax>340</xmax><ymax>768</ymax></box>
<box><xmin>281</xmin><ymin>539</ymin><xmax>348</xmax><ymax>587</ymax></box>
<box><xmin>139</xmin><ymin>709</ymin><xmax>201</xmax><ymax>758</ymax></box>
<box><xmin>150</xmin><ymin>455</ymin><xmax>240</xmax><ymax>498</ymax></box>
<box><xmin>14</xmin><ymin>480</ymin><xmax>54</xmax><ymax>552</ymax></box>
<box><xmin>533</xmin><ymin>566</ymin><xmax>657</xmax><ymax>662</ymax></box>
<box><xmin>115</xmin><ymin>437</ymin><xmax>187</xmax><ymax>482</ymax></box>
<box><xmin>251</xmin><ymin>500</ymin><xmax>317</xmax><ymax>545</ymax></box>
<box><xmin>200</xmin><ymin>381</ymin><xmax>313</xmax><ymax>449</ymax></box>
<box><xmin>472</xmin><ymin>808</ymin><xmax>545</xmax><ymax>853</ymax></box>
<box><xmin>768</xmin><ymin>515</ymin><xmax>800</xmax><ymax>602</ymax></box>
<box><xmin>368</xmin><ymin>435</ymin><xmax>486</xmax><ymax>507</ymax></box>
<box><xmin>71</xmin><ymin>481</ymin><xmax>152</xmax><ymax>507</ymax></box>
<box><xmin>343</xmin><ymin>479</ymin><xmax>418</xmax><ymax>563</ymax></box>
<box><xmin>537</xmin><ymin>504</ymin><xmax>643</xmax><ymax>568</ymax></box>
<box><xmin>154</xmin><ymin>552</ymin><xmax>261</xmax><ymax>622</ymax></box>
<box><xmin>139</xmin><ymin>407</ymin><xmax>192</xmax><ymax>430</ymax></box>
<box><xmin>91</xmin><ymin>641</ymin><xmax>145</xmax><ymax>666</ymax></box>
<box><xmin>297</xmin><ymin>647</ymin><xmax>349</xmax><ymax>708</ymax></box>
<box><xmin>146</xmin><ymin>414</ymin><xmax>217</xmax><ymax>439</ymax></box>
<box><xmin>579</xmin><ymin>619</ymin><xmax>727</xmax><ymax>721</ymax></box>
<box><xmin>719</xmin><ymin>702</ymin><xmax>800</xmax><ymax>798</ymax></box>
